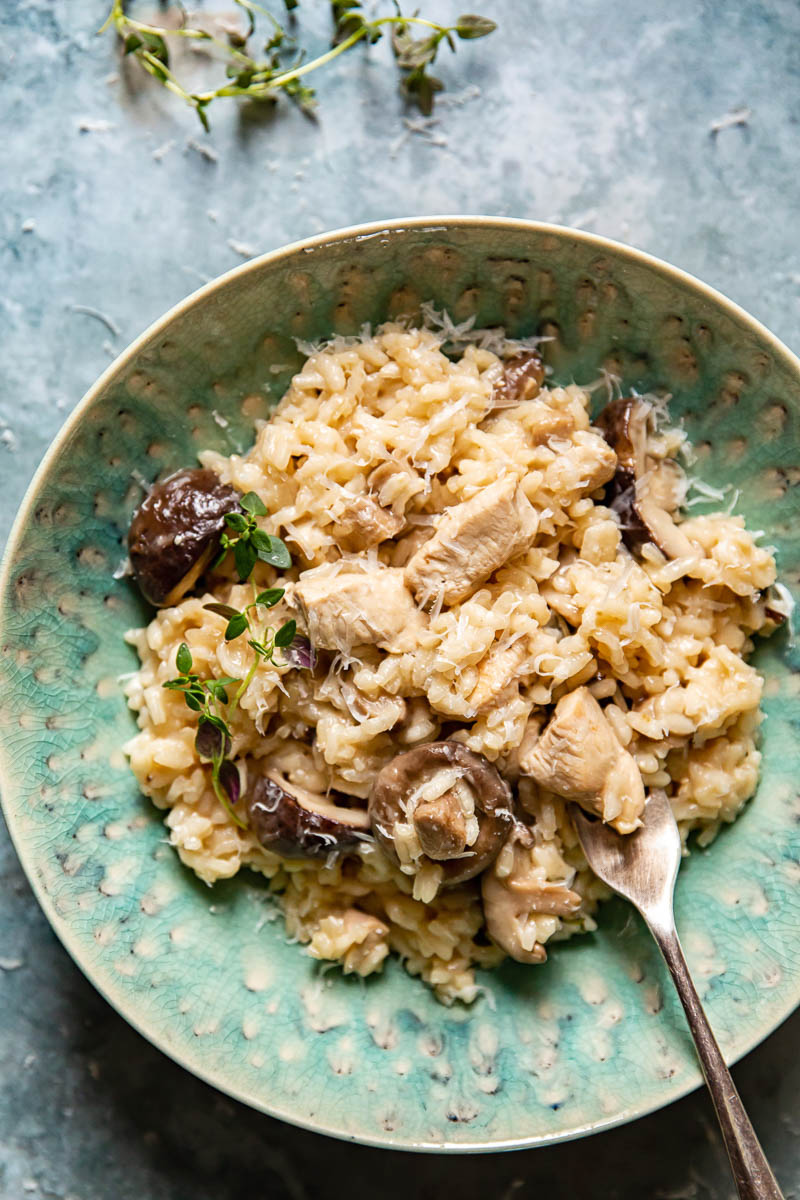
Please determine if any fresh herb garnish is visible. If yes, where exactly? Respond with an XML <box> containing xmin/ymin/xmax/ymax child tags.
<box><xmin>214</xmin><ymin>492</ymin><xmax>292</xmax><ymax>583</ymax></box>
<box><xmin>163</xmin><ymin>591</ymin><xmax>312</xmax><ymax>825</ymax></box>
<box><xmin>282</xmin><ymin>633</ymin><xmax>316</xmax><ymax>670</ymax></box>
<box><xmin>162</xmin><ymin>642</ymin><xmax>244</xmax><ymax>826</ymax></box>
<box><xmin>204</xmin><ymin>587</ymin><xmax>298</xmax><ymax>667</ymax></box>
<box><xmin>100</xmin><ymin>2</ymin><xmax>496</xmax><ymax>129</ymax></box>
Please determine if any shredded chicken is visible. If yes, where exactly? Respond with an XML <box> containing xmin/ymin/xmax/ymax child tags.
<box><xmin>405</xmin><ymin>476</ymin><xmax>539</xmax><ymax>606</ymax></box>
<box><xmin>520</xmin><ymin>686</ymin><xmax>645</xmax><ymax>834</ymax></box>
<box><xmin>289</xmin><ymin>567</ymin><xmax>425</xmax><ymax>654</ymax></box>
<box><xmin>468</xmin><ymin>639</ymin><xmax>530</xmax><ymax>712</ymax></box>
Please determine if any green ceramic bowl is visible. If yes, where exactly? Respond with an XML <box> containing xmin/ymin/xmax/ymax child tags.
<box><xmin>2</xmin><ymin>218</ymin><xmax>800</xmax><ymax>1152</ymax></box>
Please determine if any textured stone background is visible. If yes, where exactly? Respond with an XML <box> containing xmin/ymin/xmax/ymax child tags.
<box><xmin>2</xmin><ymin>1</ymin><xmax>800</xmax><ymax>1196</ymax></box>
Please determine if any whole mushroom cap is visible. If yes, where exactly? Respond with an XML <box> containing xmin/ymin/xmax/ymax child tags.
<box><xmin>128</xmin><ymin>468</ymin><xmax>241</xmax><ymax>606</ymax></box>
<box><xmin>368</xmin><ymin>741</ymin><xmax>513</xmax><ymax>886</ymax></box>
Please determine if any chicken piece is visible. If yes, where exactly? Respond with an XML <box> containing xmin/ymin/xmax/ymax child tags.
<box><xmin>482</xmin><ymin>828</ymin><xmax>582</xmax><ymax>964</ymax></box>
<box><xmin>413</xmin><ymin>790</ymin><xmax>469</xmax><ymax>860</ymax></box>
<box><xmin>289</xmin><ymin>568</ymin><xmax>425</xmax><ymax>654</ymax></box>
<box><xmin>520</xmin><ymin>686</ymin><xmax>645</xmax><ymax>834</ymax></box>
<box><xmin>468</xmin><ymin>638</ymin><xmax>530</xmax><ymax>713</ymax></box>
<box><xmin>405</xmin><ymin>477</ymin><xmax>539</xmax><ymax>607</ymax></box>
<box><xmin>331</xmin><ymin>494</ymin><xmax>404</xmax><ymax>551</ymax></box>
<box><xmin>568</xmin><ymin>434</ymin><xmax>618</xmax><ymax>494</ymax></box>
<box><xmin>546</xmin><ymin>431</ymin><xmax>618</xmax><ymax>496</ymax></box>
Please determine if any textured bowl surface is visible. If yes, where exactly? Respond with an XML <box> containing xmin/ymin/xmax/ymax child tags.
<box><xmin>2</xmin><ymin>218</ymin><xmax>800</xmax><ymax>1152</ymax></box>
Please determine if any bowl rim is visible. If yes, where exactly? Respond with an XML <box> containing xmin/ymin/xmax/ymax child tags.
<box><xmin>2</xmin><ymin>215</ymin><xmax>800</xmax><ymax>1153</ymax></box>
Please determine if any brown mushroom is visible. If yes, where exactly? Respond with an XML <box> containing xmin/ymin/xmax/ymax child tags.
<box><xmin>129</xmin><ymin>468</ymin><xmax>241</xmax><ymax>606</ymax></box>
<box><xmin>368</xmin><ymin>742</ymin><xmax>513</xmax><ymax>891</ymax></box>
<box><xmin>490</xmin><ymin>350</ymin><xmax>546</xmax><ymax>410</ymax></box>
<box><xmin>246</xmin><ymin>770</ymin><xmax>371</xmax><ymax>860</ymax></box>
<box><xmin>595</xmin><ymin>397</ymin><xmax>694</xmax><ymax>560</ymax></box>
<box><xmin>481</xmin><ymin>824</ymin><xmax>582</xmax><ymax>964</ymax></box>
<box><xmin>367</xmin><ymin>459</ymin><xmax>426</xmax><ymax>515</ymax></box>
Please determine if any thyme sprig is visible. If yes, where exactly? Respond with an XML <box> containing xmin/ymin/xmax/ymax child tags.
<box><xmin>100</xmin><ymin>2</ymin><xmax>496</xmax><ymax>128</ymax></box>
<box><xmin>162</xmin><ymin>642</ymin><xmax>245</xmax><ymax>826</ymax></box>
<box><xmin>204</xmin><ymin>587</ymin><xmax>295</xmax><ymax>660</ymax></box>
<box><xmin>215</xmin><ymin>491</ymin><xmax>292</xmax><ymax>582</ymax></box>
<box><xmin>163</xmin><ymin>587</ymin><xmax>314</xmax><ymax>825</ymax></box>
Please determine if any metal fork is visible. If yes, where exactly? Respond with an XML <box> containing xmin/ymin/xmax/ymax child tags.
<box><xmin>573</xmin><ymin>790</ymin><xmax>783</xmax><ymax>1200</ymax></box>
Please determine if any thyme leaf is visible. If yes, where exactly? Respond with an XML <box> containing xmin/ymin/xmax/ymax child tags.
<box><xmin>215</xmin><ymin>494</ymin><xmax>291</xmax><ymax>583</ymax></box>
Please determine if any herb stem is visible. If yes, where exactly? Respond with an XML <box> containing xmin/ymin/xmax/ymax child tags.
<box><xmin>211</xmin><ymin>762</ymin><xmax>248</xmax><ymax>829</ymax></box>
<box><xmin>101</xmin><ymin>3</ymin><xmax>496</xmax><ymax>127</ymax></box>
<box><xmin>194</xmin><ymin>23</ymin><xmax>366</xmax><ymax>101</ymax></box>
<box><xmin>122</xmin><ymin>14</ymin><xmax>255</xmax><ymax>66</ymax></box>
<box><xmin>230</xmin><ymin>656</ymin><xmax>260</xmax><ymax>716</ymax></box>
<box><xmin>139</xmin><ymin>50</ymin><xmax>194</xmax><ymax>102</ymax></box>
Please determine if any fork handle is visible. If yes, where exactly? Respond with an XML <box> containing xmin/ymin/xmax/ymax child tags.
<box><xmin>646</xmin><ymin>918</ymin><xmax>784</xmax><ymax>1200</ymax></box>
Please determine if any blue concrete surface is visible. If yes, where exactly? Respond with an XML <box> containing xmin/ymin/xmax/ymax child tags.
<box><xmin>2</xmin><ymin>1</ymin><xmax>800</xmax><ymax>1196</ymax></box>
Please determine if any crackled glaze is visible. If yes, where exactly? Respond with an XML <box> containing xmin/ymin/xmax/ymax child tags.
<box><xmin>1</xmin><ymin>219</ymin><xmax>800</xmax><ymax>1151</ymax></box>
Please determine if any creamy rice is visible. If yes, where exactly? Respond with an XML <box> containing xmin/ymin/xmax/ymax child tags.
<box><xmin>124</xmin><ymin>324</ymin><xmax>778</xmax><ymax>1003</ymax></box>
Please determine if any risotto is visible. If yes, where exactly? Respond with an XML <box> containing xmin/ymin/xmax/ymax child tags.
<box><xmin>123</xmin><ymin>322</ymin><xmax>782</xmax><ymax>1004</ymax></box>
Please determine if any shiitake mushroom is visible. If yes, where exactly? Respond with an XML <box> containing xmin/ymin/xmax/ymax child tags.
<box><xmin>490</xmin><ymin>350</ymin><xmax>545</xmax><ymax>410</ymax></box>
<box><xmin>368</xmin><ymin>741</ymin><xmax>512</xmax><ymax>886</ymax></box>
<box><xmin>246</xmin><ymin>770</ymin><xmax>371</xmax><ymax>859</ymax></box>
<box><xmin>129</xmin><ymin>468</ymin><xmax>240</xmax><ymax>606</ymax></box>
<box><xmin>595</xmin><ymin>397</ymin><xmax>694</xmax><ymax>560</ymax></box>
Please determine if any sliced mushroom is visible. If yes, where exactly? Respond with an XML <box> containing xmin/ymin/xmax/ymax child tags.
<box><xmin>368</xmin><ymin>741</ymin><xmax>513</xmax><ymax>893</ymax></box>
<box><xmin>595</xmin><ymin>397</ymin><xmax>694</xmax><ymax>560</ymax></box>
<box><xmin>763</xmin><ymin>583</ymin><xmax>794</xmax><ymax>630</ymax></box>
<box><xmin>595</xmin><ymin>396</ymin><xmax>648</xmax><ymax>482</ymax></box>
<box><xmin>128</xmin><ymin>468</ymin><xmax>240</xmax><ymax>606</ymax></box>
<box><xmin>367</xmin><ymin>459</ymin><xmax>426</xmax><ymax>515</ymax></box>
<box><xmin>481</xmin><ymin>825</ymin><xmax>582</xmax><ymax>963</ymax></box>
<box><xmin>490</xmin><ymin>350</ymin><xmax>545</xmax><ymax>410</ymax></box>
<box><xmin>520</xmin><ymin>686</ymin><xmax>645</xmax><ymax>835</ymax></box>
<box><xmin>246</xmin><ymin>769</ymin><xmax>370</xmax><ymax>859</ymax></box>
